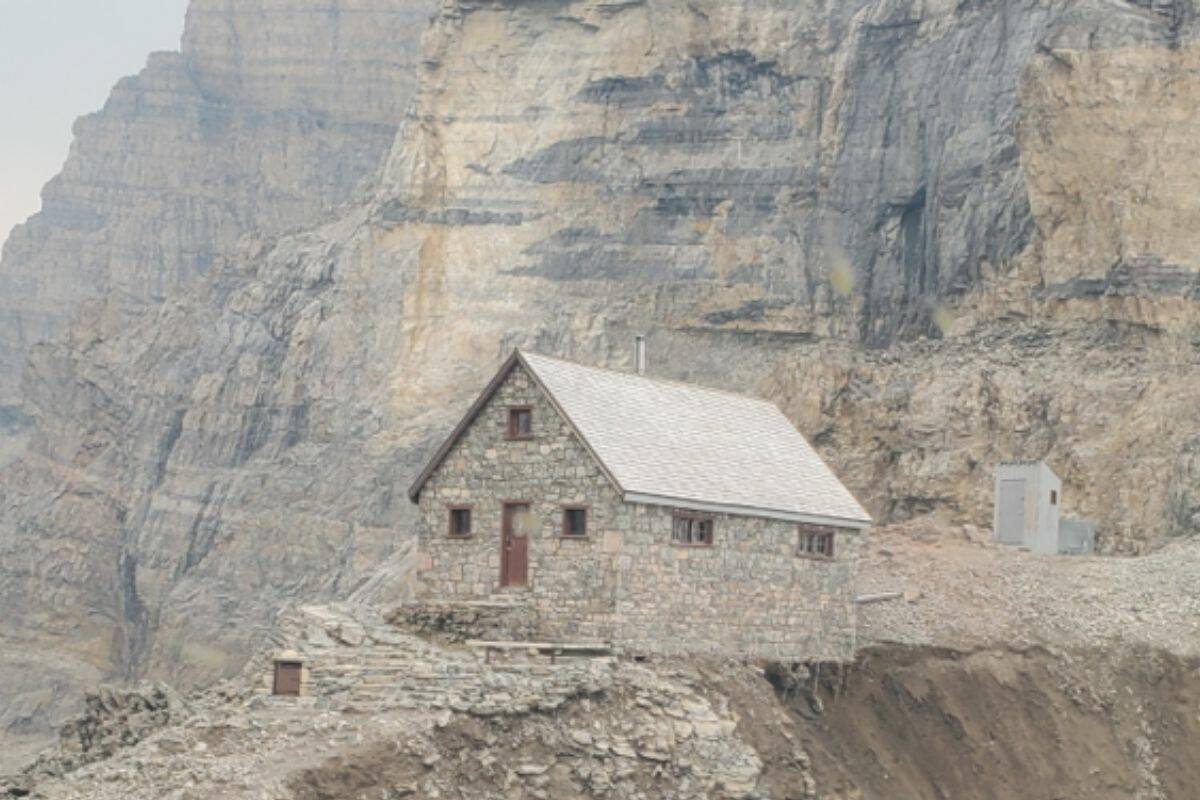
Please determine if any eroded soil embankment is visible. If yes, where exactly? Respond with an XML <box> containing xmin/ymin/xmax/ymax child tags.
<box><xmin>786</xmin><ymin>645</ymin><xmax>1200</xmax><ymax>800</ymax></box>
<box><xmin>286</xmin><ymin>644</ymin><xmax>1200</xmax><ymax>800</ymax></box>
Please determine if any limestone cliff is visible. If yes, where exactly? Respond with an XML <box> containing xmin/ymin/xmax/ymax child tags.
<box><xmin>2</xmin><ymin>0</ymin><xmax>1200</xmax><ymax>773</ymax></box>
<box><xmin>0</xmin><ymin>0</ymin><xmax>434</xmax><ymax>407</ymax></box>
<box><xmin>0</xmin><ymin>0</ymin><xmax>436</xmax><ymax>765</ymax></box>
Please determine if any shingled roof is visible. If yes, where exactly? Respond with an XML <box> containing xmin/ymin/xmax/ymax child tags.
<box><xmin>408</xmin><ymin>350</ymin><xmax>872</xmax><ymax>529</ymax></box>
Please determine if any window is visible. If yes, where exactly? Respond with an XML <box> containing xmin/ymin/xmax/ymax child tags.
<box><xmin>1050</xmin><ymin>490</ymin><xmax>1058</xmax><ymax>506</ymax></box>
<box><xmin>507</xmin><ymin>406</ymin><xmax>533</xmax><ymax>439</ymax></box>
<box><xmin>672</xmin><ymin>515</ymin><xmax>714</xmax><ymax>546</ymax></box>
<box><xmin>798</xmin><ymin>526</ymin><xmax>835</xmax><ymax>559</ymax></box>
<box><xmin>448</xmin><ymin>506</ymin><xmax>473</xmax><ymax>537</ymax></box>
<box><xmin>562</xmin><ymin>507</ymin><xmax>588</xmax><ymax>538</ymax></box>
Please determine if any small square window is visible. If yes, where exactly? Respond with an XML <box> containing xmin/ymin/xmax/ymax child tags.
<box><xmin>563</xmin><ymin>507</ymin><xmax>588</xmax><ymax>538</ymax></box>
<box><xmin>672</xmin><ymin>515</ymin><xmax>714</xmax><ymax>546</ymax></box>
<box><xmin>507</xmin><ymin>407</ymin><xmax>533</xmax><ymax>439</ymax></box>
<box><xmin>798</xmin><ymin>527</ymin><xmax>835</xmax><ymax>559</ymax></box>
<box><xmin>449</xmin><ymin>507</ymin><xmax>473</xmax><ymax>537</ymax></box>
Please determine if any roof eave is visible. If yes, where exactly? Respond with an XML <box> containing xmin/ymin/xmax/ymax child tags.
<box><xmin>622</xmin><ymin>491</ymin><xmax>873</xmax><ymax>530</ymax></box>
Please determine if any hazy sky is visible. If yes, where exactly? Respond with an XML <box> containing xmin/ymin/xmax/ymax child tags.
<box><xmin>0</xmin><ymin>1</ymin><xmax>191</xmax><ymax>244</ymax></box>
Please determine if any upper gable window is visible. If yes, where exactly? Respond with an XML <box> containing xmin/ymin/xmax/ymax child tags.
<box><xmin>562</xmin><ymin>506</ymin><xmax>588</xmax><ymax>538</ymax></box>
<box><xmin>507</xmin><ymin>406</ymin><xmax>534</xmax><ymax>440</ymax></box>
<box><xmin>1050</xmin><ymin>490</ymin><xmax>1058</xmax><ymax>506</ymax></box>
<box><xmin>672</xmin><ymin>514</ymin><xmax>714</xmax><ymax>547</ymax></box>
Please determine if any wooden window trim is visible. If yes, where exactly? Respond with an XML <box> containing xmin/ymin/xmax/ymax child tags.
<box><xmin>561</xmin><ymin>505</ymin><xmax>590</xmax><ymax>539</ymax></box>
<box><xmin>447</xmin><ymin>504</ymin><xmax>475</xmax><ymax>539</ymax></box>
<box><xmin>506</xmin><ymin>406</ymin><xmax>534</xmax><ymax>440</ymax></box>
<box><xmin>501</xmin><ymin>499</ymin><xmax>536</xmax><ymax>509</ymax></box>
<box><xmin>797</xmin><ymin>527</ymin><xmax>836</xmax><ymax>561</ymax></box>
<box><xmin>671</xmin><ymin>513</ymin><xmax>715</xmax><ymax>548</ymax></box>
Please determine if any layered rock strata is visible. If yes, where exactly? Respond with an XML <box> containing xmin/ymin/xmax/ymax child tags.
<box><xmin>0</xmin><ymin>0</ymin><xmax>435</xmax><ymax>406</ymax></box>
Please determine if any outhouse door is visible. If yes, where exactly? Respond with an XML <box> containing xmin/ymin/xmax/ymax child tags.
<box><xmin>500</xmin><ymin>503</ymin><xmax>530</xmax><ymax>588</ymax></box>
<box><xmin>997</xmin><ymin>479</ymin><xmax>1026</xmax><ymax>545</ymax></box>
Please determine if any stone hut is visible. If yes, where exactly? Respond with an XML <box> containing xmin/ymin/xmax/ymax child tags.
<box><xmin>407</xmin><ymin>350</ymin><xmax>872</xmax><ymax>660</ymax></box>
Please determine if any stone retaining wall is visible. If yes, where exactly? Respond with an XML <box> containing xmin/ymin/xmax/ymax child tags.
<box><xmin>387</xmin><ymin>600</ymin><xmax>539</xmax><ymax>645</ymax></box>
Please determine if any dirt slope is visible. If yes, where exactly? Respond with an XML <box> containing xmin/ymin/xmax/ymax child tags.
<box><xmin>279</xmin><ymin>645</ymin><xmax>1200</xmax><ymax>800</ymax></box>
<box><xmin>797</xmin><ymin>646</ymin><xmax>1200</xmax><ymax>800</ymax></box>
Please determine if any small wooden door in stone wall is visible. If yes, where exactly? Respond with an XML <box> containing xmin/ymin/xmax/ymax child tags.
<box><xmin>273</xmin><ymin>661</ymin><xmax>302</xmax><ymax>696</ymax></box>
<box><xmin>501</xmin><ymin>503</ymin><xmax>530</xmax><ymax>588</ymax></box>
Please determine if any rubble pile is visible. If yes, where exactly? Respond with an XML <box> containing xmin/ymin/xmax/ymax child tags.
<box><xmin>386</xmin><ymin>599</ymin><xmax>539</xmax><ymax>646</ymax></box>
<box><xmin>857</xmin><ymin>520</ymin><xmax>1200</xmax><ymax>656</ymax></box>
<box><xmin>290</xmin><ymin>658</ymin><xmax>812</xmax><ymax>800</ymax></box>
<box><xmin>3</xmin><ymin>605</ymin><xmax>809</xmax><ymax>800</ymax></box>
<box><xmin>3</xmin><ymin>685</ymin><xmax>180</xmax><ymax>796</ymax></box>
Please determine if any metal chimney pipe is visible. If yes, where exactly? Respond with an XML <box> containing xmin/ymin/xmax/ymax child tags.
<box><xmin>635</xmin><ymin>335</ymin><xmax>647</xmax><ymax>376</ymax></box>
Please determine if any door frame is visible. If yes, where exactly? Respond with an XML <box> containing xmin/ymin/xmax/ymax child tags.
<box><xmin>273</xmin><ymin>660</ymin><xmax>303</xmax><ymax>696</ymax></box>
<box><xmin>500</xmin><ymin>500</ymin><xmax>532</xmax><ymax>588</ymax></box>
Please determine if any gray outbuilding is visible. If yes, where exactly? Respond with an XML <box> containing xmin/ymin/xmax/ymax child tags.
<box><xmin>993</xmin><ymin>461</ymin><xmax>1062</xmax><ymax>555</ymax></box>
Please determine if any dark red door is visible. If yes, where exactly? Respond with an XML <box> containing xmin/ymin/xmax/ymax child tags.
<box><xmin>501</xmin><ymin>503</ymin><xmax>530</xmax><ymax>588</ymax></box>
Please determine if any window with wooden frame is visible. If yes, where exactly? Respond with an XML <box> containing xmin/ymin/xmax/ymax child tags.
<box><xmin>506</xmin><ymin>406</ymin><xmax>534</xmax><ymax>440</ymax></box>
<box><xmin>672</xmin><ymin>514</ymin><xmax>714</xmax><ymax>547</ymax></box>
<box><xmin>448</xmin><ymin>506</ymin><xmax>474</xmax><ymax>538</ymax></box>
<box><xmin>562</xmin><ymin>506</ymin><xmax>588</xmax><ymax>538</ymax></box>
<box><xmin>797</xmin><ymin>526</ymin><xmax>835</xmax><ymax>559</ymax></box>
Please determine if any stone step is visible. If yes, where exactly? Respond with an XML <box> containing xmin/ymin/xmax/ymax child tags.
<box><xmin>366</xmin><ymin>633</ymin><xmax>423</xmax><ymax>646</ymax></box>
<box><xmin>347</xmin><ymin>693</ymin><xmax>455</xmax><ymax>706</ymax></box>
<box><xmin>310</xmin><ymin>651</ymin><xmax>461</xmax><ymax>664</ymax></box>
<box><xmin>355</xmin><ymin>674</ymin><xmax>478</xmax><ymax>687</ymax></box>
<box><xmin>310</xmin><ymin>664</ymin><xmax>482</xmax><ymax>676</ymax></box>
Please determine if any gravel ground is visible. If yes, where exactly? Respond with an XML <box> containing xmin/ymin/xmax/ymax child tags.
<box><xmin>857</xmin><ymin>519</ymin><xmax>1200</xmax><ymax>657</ymax></box>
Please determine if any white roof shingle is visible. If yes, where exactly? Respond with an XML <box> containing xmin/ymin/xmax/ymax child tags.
<box><xmin>521</xmin><ymin>352</ymin><xmax>871</xmax><ymax>528</ymax></box>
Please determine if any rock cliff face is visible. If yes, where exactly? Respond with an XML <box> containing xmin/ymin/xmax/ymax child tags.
<box><xmin>0</xmin><ymin>0</ymin><xmax>434</xmax><ymax>406</ymax></box>
<box><xmin>2</xmin><ymin>0</ymin><xmax>1200</xmax><ymax>773</ymax></box>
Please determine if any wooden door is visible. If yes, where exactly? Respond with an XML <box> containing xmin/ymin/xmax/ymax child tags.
<box><xmin>273</xmin><ymin>661</ymin><xmax>302</xmax><ymax>696</ymax></box>
<box><xmin>501</xmin><ymin>503</ymin><xmax>530</xmax><ymax>588</ymax></box>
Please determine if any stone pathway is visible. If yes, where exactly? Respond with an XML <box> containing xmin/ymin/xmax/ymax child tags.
<box><xmin>261</xmin><ymin>603</ymin><xmax>614</xmax><ymax>715</ymax></box>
